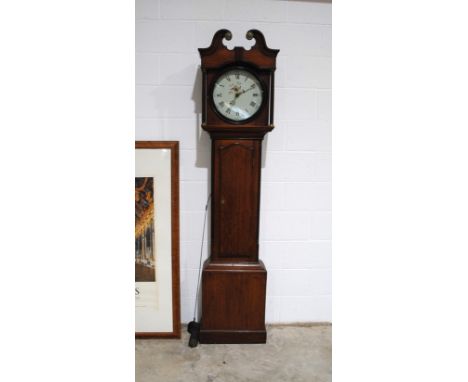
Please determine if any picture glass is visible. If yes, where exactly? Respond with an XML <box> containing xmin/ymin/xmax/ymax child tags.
<box><xmin>135</xmin><ymin>177</ymin><xmax>156</xmax><ymax>282</ymax></box>
<box><xmin>135</xmin><ymin>148</ymin><xmax>173</xmax><ymax>333</ymax></box>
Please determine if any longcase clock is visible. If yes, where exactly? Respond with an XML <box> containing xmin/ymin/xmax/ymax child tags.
<box><xmin>198</xmin><ymin>29</ymin><xmax>279</xmax><ymax>344</ymax></box>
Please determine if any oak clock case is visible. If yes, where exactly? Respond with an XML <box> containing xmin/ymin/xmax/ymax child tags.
<box><xmin>198</xmin><ymin>29</ymin><xmax>279</xmax><ymax>344</ymax></box>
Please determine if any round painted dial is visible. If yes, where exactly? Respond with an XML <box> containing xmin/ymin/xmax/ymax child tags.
<box><xmin>212</xmin><ymin>69</ymin><xmax>263</xmax><ymax>122</ymax></box>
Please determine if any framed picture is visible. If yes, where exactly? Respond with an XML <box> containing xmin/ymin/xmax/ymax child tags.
<box><xmin>135</xmin><ymin>141</ymin><xmax>180</xmax><ymax>338</ymax></box>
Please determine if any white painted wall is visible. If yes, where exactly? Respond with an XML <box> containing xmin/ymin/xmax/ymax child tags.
<box><xmin>136</xmin><ymin>0</ymin><xmax>331</xmax><ymax>323</ymax></box>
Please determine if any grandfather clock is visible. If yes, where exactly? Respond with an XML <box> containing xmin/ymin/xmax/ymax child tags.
<box><xmin>198</xmin><ymin>29</ymin><xmax>279</xmax><ymax>344</ymax></box>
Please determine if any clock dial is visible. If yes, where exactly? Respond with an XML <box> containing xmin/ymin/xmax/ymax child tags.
<box><xmin>212</xmin><ymin>69</ymin><xmax>263</xmax><ymax>122</ymax></box>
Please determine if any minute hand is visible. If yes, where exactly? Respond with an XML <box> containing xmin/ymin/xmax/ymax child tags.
<box><xmin>235</xmin><ymin>87</ymin><xmax>255</xmax><ymax>98</ymax></box>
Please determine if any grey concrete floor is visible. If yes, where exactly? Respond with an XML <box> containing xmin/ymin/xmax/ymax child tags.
<box><xmin>136</xmin><ymin>325</ymin><xmax>332</xmax><ymax>382</ymax></box>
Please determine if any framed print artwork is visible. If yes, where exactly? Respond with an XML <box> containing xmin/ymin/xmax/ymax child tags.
<box><xmin>135</xmin><ymin>141</ymin><xmax>180</xmax><ymax>338</ymax></box>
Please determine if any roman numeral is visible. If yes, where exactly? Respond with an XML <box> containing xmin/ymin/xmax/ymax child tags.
<box><xmin>253</xmin><ymin>93</ymin><xmax>259</xmax><ymax>97</ymax></box>
<box><xmin>226</xmin><ymin>108</ymin><xmax>231</xmax><ymax>114</ymax></box>
<box><xmin>218</xmin><ymin>101</ymin><xmax>224</xmax><ymax>107</ymax></box>
<box><xmin>226</xmin><ymin>76</ymin><xmax>231</xmax><ymax>82</ymax></box>
<box><xmin>216</xmin><ymin>93</ymin><xmax>222</xmax><ymax>97</ymax></box>
<box><xmin>235</xmin><ymin>73</ymin><xmax>240</xmax><ymax>79</ymax></box>
<box><xmin>251</xmin><ymin>84</ymin><xmax>256</xmax><ymax>88</ymax></box>
<box><xmin>250</xmin><ymin>101</ymin><xmax>256</xmax><ymax>107</ymax></box>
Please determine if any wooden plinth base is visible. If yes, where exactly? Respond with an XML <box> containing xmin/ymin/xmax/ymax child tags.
<box><xmin>199</xmin><ymin>260</ymin><xmax>267</xmax><ymax>344</ymax></box>
<box><xmin>199</xmin><ymin>329</ymin><xmax>266</xmax><ymax>344</ymax></box>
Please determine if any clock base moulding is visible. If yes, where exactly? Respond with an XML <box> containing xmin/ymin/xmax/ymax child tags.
<box><xmin>199</xmin><ymin>261</ymin><xmax>267</xmax><ymax>344</ymax></box>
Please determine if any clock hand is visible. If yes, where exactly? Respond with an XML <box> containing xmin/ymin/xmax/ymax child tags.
<box><xmin>235</xmin><ymin>86</ymin><xmax>255</xmax><ymax>98</ymax></box>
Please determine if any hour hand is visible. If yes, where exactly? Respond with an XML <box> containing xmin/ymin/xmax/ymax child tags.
<box><xmin>235</xmin><ymin>89</ymin><xmax>245</xmax><ymax>98</ymax></box>
<box><xmin>236</xmin><ymin>86</ymin><xmax>254</xmax><ymax>98</ymax></box>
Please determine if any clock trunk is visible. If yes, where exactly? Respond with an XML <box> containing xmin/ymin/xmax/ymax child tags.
<box><xmin>211</xmin><ymin>139</ymin><xmax>261</xmax><ymax>262</ymax></box>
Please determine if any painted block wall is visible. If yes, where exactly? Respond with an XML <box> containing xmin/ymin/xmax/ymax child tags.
<box><xmin>136</xmin><ymin>0</ymin><xmax>331</xmax><ymax>323</ymax></box>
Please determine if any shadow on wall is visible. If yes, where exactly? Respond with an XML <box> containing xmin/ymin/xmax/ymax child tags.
<box><xmin>191</xmin><ymin>66</ymin><xmax>209</xmax><ymax>323</ymax></box>
<box><xmin>287</xmin><ymin>0</ymin><xmax>331</xmax><ymax>3</ymax></box>
<box><xmin>191</xmin><ymin>67</ymin><xmax>209</xmax><ymax>169</ymax></box>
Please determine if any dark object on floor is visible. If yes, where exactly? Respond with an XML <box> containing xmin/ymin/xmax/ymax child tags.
<box><xmin>187</xmin><ymin>321</ymin><xmax>201</xmax><ymax>348</ymax></box>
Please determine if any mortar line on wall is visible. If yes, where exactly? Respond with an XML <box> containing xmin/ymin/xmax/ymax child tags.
<box><xmin>261</xmin><ymin>239</ymin><xmax>331</xmax><ymax>242</ymax></box>
<box><xmin>136</xmin><ymin>19</ymin><xmax>196</xmax><ymax>24</ymax></box>
<box><xmin>157</xmin><ymin>52</ymin><xmax>200</xmax><ymax>56</ymax></box>
<box><xmin>260</xmin><ymin>211</ymin><xmax>332</xmax><ymax>214</ymax></box>
<box><xmin>137</xmin><ymin>120</ymin><xmax>330</xmax><ymax>126</ymax></box>
<box><xmin>277</xmin><ymin>86</ymin><xmax>332</xmax><ymax>90</ymax></box>
<box><xmin>136</xmin><ymin>84</ymin><xmax>331</xmax><ymax>90</ymax></box>
<box><xmin>136</xmin><ymin>86</ymin><xmax>331</xmax><ymax>90</ymax></box>
<box><xmin>156</xmin><ymin>17</ymin><xmax>332</xmax><ymax>25</ymax></box>
<box><xmin>269</xmin><ymin>268</ymin><xmax>332</xmax><ymax>272</ymax></box>
<box><xmin>271</xmin><ymin>294</ymin><xmax>332</xmax><ymax>298</ymax></box>
<box><xmin>182</xmin><ymin>266</ymin><xmax>331</xmax><ymax>271</ymax></box>
<box><xmin>135</xmin><ymin>50</ymin><xmax>199</xmax><ymax>54</ymax></box>
<box><xmin>135</xmin><ymin>84</ymin><xmax>194</xmax><ymax>88</ymax></box>
<box><xmin>264</xmin><ymin>150</ymin><xmax>332</xmax><ymax>153</ymax></box>
<box><xmin>261</xmin><ymin>181</ymin><xmax>331</xmax><ymax>183</ymax></box>
<box><xmin>179</xmin><ymin>148</ymin><xmax>331</xmax><ymax>154</ymax></box>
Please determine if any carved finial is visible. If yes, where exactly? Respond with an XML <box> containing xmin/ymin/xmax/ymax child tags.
<box><xmin>199</xmin><ymin>29</ymin><xmax>279</xmax><ymax>62</ymax></box>
<box><xmin>199</xmin><ymin>29</ymin><xmax>233</xmax><ymax>56</ymax></box>
<box><xmin>246</xmin><ymin>29</ymin><xmax>279</xmax><ymax>57</ymax></box>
